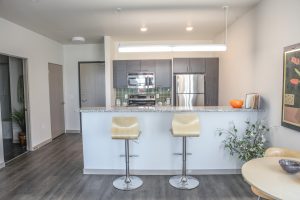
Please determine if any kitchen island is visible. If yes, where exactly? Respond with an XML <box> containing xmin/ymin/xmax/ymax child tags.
<box><xmin>80</xmin><ymin>106</ymin><xmax>258</xmax><ymax>175</ymax></box>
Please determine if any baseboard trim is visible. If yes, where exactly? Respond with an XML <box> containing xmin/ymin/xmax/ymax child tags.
<box><xmin>31</xmin><ymin>138</ymin><xmax>52</xmax><ymax>151</ymax></box>
<box><xmin>83</xmin><ymin>169</ymin><xmax>241</xmax><ymax>175</ymax></box>
<box><xmin>0</xmin><ymin>162</ymin><xmax>5</xmax><ymax>169</ymax></box>
<box><xmin>65</xmin><ymin>130</ymin><xmax>81</xmax><ymax>134</ymax></box>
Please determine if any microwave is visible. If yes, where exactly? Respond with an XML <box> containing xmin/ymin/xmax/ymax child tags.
<box><xmin>127</xmin><ymin>72</ymin><xmax>155</xmax><ymax>89</ymax></box>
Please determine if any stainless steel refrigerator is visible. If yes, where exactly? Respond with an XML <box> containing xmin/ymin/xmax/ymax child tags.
<box><xmin>174</xmin><ymin>74</ymin><xmax>205</xmax><ymax>106</ymax></box>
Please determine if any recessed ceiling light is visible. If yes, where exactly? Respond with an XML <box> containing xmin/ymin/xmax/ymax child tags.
<box><xmin>186</xmin><ymin>26</ymin><xmax>194</xmax><ymax>32</ymax></box>
<box><xmin>72</xmin><ymin>36</ymin><xmax>85</xmax><ymax>43</ymax></box>
<box><xmin>140</xmin><ymin>27</ymin><xmax>148</xmax><ymax>32</ymax></box>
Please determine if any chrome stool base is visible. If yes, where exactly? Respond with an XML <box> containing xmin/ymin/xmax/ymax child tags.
<box><xmin>113</xmin><ymin>176</ymin><xmax>143</xmax><ymax>191</ymax></box>
<box><xmin>169</xmin><ymin>175</ymin><xmax>199</xmax><ymax>190</ymax></box>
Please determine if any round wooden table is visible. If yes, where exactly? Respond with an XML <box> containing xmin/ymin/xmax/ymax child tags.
<box><xmin>242</xmin><ymin>157</ymin><xmax>300</xmax><ymax>200</ymax></box>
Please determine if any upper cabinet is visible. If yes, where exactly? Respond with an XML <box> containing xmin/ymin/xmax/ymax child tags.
<box><xmin>189</xmin><ymin>58</ymin><xmax>205</xmax><ymax>73</ymax></box>
<box><xmin>113</xmin><ymin>59</ymin><xmax>172</xmax><ymax>88</ymax></box>
<box><xmin>126</xmin><ymin>60</ymin><xmax>141</xmax><ymax>73</ymax></box>
<box><xmin>141</xmin><ymin>60</ymin><xmax>156</xmax><ymax>72</ymax></box>
<box><xmin>113</xmin><ymin>60</ymin><xmax>127</xmax><ymax>88</ymax></box>
<box><xmin>205</xmin><ymin>58</ymin><xmax>219</xmax><ymax>106</ymax></box>
<box><xmin>173</xmin><ymin>58</ymin><xmax>205</xmax><ymax>73</ymax></box>
<box><xmin>173</xmin><ymin>58</ymin><xmax>189</xmax><ymax>73</ymax></box>
<box><xmin>155</xmin><ymin>60</ymin><xmax>172</xmax><ymax>88</ymax></box>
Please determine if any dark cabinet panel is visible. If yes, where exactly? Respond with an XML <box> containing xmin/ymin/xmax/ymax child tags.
<box><xmin>141</xmin><ymin>60</ymin><xmax>156</xmax><ymax>72</ymax></box>
<box><xmin>155</xmin><ymin>60</ymin><xmax>172</xmax><ymax>88</ymax></box>
<box><xmin>113</xmin><ymin>60</ymin><xmax>127</xmax><ymax>88</ymax></box>
<box><xmin>205</xmin><ymin>58</ymin><xmax>219</xmax><ymax>106</ymax></box>
<box><xmin>189</xmin><ymin>58</ymin><xmax>205</xmax><ymax>73</ymax></box>
<box><xmin>126</xmin><ymin>60</ymin><xmax>141</xmax><ymax>73</ymax></box>
<box><xmin>173</xmin><ymin>58</ymin><xmax>189</xmax><ymax>73</ymax></box>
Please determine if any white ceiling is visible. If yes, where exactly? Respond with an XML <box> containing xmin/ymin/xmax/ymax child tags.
<box><xmin>0</xmin><ymin>0</ymin><xmax>261</xmax><ymax>44</ymax></box>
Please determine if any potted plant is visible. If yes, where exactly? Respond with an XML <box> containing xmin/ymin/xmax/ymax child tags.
<box><xmin>11</xmin><ymin>108</ymin><xmax>26</xmax><ymax>146</ymax></box>
<box><xmin>218</xmin><ymin>120</ymin><xmax>269</xmax><ymax>162</ymax></box>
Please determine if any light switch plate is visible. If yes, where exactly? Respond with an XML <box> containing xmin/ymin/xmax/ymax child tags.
<box><xmin>156</xmin><ymin>93</ymin><xmax>159</xmax><ymax>98</ymax></box>
<box><xmin>125</xmin><ymin>94</ymin><xmax>128</xmax><ymax>99</ymax></box>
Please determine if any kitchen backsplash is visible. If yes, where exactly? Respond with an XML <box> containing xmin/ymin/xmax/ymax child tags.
<box><xmin>115</xmin><ymin>88</ymin><xmax>171</xmax><ymax>105</ymax></box>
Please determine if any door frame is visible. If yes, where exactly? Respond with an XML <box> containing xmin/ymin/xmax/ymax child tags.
<box><xmin>0</xmin><ymin>53</ymin><xmax>31</xmax><ymax>158</ymax></box>
<box><xmin>48</xmin><ymin>63</ymin><xmax>65</xmax><ymax>139</ymax></box>
<box><xmin>22</xmin><ymin>59</ymin><xmax>32</xmax><ymax>151</ymax></box>
<box><xmin>78</xmin><ymin>61</ymin><xmax>105</xmax><ymax>133</ymax></box>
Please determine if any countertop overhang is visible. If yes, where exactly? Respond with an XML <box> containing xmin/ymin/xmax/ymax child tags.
<box><xmin>80</xmin><ymin>106</ymin><xmax>259</xmax><ymax>113</ymax></box>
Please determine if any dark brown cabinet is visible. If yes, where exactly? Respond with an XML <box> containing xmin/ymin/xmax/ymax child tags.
<box><xmin>155</xmin><ymin>60</ymin><xmax>172</xmax><ymax>88</ymax></box>
<box><xmin>189</xmin><ymin>58</ymin><xmax>205</xmax><ymax>73</ymax></box>
<box><xmin>141</xmin><ymin>60</ymin><xmax>156</xmax><ymax>72</ymax></box>
<box><xmin>113</xmin><ymin>60</ymin><xmax>127</xmax><ymax>88</ymax></box>
<box><xmin>173</xmin><ymin>57</ymin><xmax>219</xmax><ymax>106</ymax></box>
<box><xmin>173</xmin><ymin>58</ymin><xmax>189</xmax><ymax>73</ymax></box>
<box><xmin>126</xmin><ymin>60</ymin><xmax>141</xmax><ymax>73</ymax></box>
<box><xmin>113</xmin><ymin>59</ymin><xmax>172</xmax><ymax>88</ymax></box>
<box><xmin>173</xmin><ymin>58</ymin><xmax>205</xmax><ymax>73</ymax></box>
<box><xmin>205</xmin><ymin>58</ymin><xmax>219</xmax><ymax>106</ymax></box>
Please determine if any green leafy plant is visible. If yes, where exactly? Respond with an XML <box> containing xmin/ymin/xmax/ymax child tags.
<box><xmin>11</xmin><ymin>108</ymin><xmax>26</xmax><ymax>132</ymax></box>
<box><xmin>218</xmin><ymin>120</ymin><xmax>269</xmax><ymax>162</ymax></box>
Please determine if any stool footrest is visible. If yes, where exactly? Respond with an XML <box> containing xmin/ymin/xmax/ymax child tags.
<box><xmin>173</xmin><ymin>153</ymin><xmax>192</xmax><ymax>156</ymax></box>
<box><xmin>120</xmin><ymin>154</ymin><xmax>139</xmax><ymax>157</ymax></box>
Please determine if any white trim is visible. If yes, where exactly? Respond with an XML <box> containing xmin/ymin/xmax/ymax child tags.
<box><xmin>31</xmin><ymin>138</ymin><xmax>52</xmax><ymax>151</ymax></box>
<box><xmin>83</xmin><ymin>169</ymin><xmax>241</xmax><ymax>175</ymax></box>
<box><xmin>0</xmin><ymin>162</ymin><xmax>5</xmax><ymax>169</ymax></box>
<box><xmin>65</xmin><ymin>130</ymin><xmax>81</xmax><ymax>134</ymax></box>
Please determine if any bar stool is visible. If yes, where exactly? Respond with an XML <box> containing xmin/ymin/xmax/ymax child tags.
<box><xmin>111</xmin><ymin>116</ymin><xmax>143</xmax><ymax>190</ymax></box>
<box><xmin>169</xmin><ymin>113</ymin><xmax>200</xmax><ymax>190</ymax></box>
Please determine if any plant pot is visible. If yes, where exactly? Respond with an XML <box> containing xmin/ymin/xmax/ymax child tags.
<box><xmin>18</xmin><ymin>131</ymin><xmax>26</xmax><ymax>147</ymax></box>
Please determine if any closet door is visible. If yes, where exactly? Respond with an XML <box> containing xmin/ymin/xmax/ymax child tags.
<box><xmin>48</xmin><ymin>63</ymin><xmax>65</xmax><ymax>139</ymax></box>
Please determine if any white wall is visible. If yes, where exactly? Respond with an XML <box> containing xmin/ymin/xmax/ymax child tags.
<box><xmin>0</xmin><ymin>18</ymin><xmax>63</xmax><ymax>150</ymax></box>
<box><xmin>214</xmin><ymin>13</ymin><xmax>256</xmax><ymax>105</ymax></box>
<box><xmin>63</xmin><ymin>44</ymin><xmax>105</xmax><ymax>131</ymax></box>
<box><xmin>252</xmin><ymin>0</ymin><xmax>300</xmax><ymax>150</ymax></box>
<box><xmin>215</xmin><ymin>0</ymin><xmax>300</xmax><ymax>150</ymax></box>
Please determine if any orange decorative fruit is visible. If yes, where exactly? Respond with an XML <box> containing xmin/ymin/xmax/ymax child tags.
<box><xmin>230</xmin><ymin>100</ymin><xmax>244</xmax><ymax>108</ymax></box>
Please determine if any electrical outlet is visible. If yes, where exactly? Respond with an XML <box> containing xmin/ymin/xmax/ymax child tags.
<box><xmin>156</xmin><ymin>93</ymin><xmax>159</xmax><ymax>98</ymax></box>
<box><xmin>125</xmin><ymin>94</ymin><xmax>128</xmax><ymax>99</ymax></box>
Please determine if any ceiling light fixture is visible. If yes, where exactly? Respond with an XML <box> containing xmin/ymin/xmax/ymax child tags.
<box><xmin>72</xmin><ymin>36</ymin><xmax>85</xmax><ymax>43</ymax></box>
<box><xmin>118</xmin><ymin>44</ymin><xmax>227</xmax><ymax>53</ymax></box>
<box><xmin>140</xmin><ymin>27</ymin><xmax>148</xmax><ymax>32</ymax></box>
<box><xmin>186</xmin><ymin>26</ymin><xmax>194</xmax><ymax>31</ymax></box>
<box><xmin>118</xmin><ymin>6</ymin><xmax>229</xmax><ymax>53</ymax></box>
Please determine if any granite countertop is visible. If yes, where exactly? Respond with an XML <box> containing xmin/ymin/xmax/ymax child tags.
<box><xmin>80</xmin><ymin>106</ymin><xmax>259</xmax><ymax>113</ymax></box>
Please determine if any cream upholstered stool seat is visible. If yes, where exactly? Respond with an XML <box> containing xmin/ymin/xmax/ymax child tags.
<box><xmin>169</xmin><ymin>113</ymin><xmax>200</xmax><ymax>190</ymax></box>
<box><xmin>111</xmin><ymin>117</ymin><xmax>143</xmax><ymax>191</ymax></box>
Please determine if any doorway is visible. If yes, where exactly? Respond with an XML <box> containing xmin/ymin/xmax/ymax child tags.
<box><xmin>48</xmin><ymin>63</ymin><xmax>65</xmax><ymax>139</ymax></box>
<box><xmin>78</xmin><ymin>61</ymin><xmax>105</xmax><ymax>131</ymax></box>
<box><xmin>0</xmin><ymin>54</ymin><xmax>28</xmax><ymax>162</ymax></box>
<box><xmin>79</xmin><ymin>62</ymin><xmax>106</xmax><ymax>108</ymax></box>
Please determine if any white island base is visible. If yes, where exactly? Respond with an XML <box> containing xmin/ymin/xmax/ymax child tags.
<box><xmin>81</xmin><ymin>107</ymin><xmax>258</xmax><ymax>175</ymax></box>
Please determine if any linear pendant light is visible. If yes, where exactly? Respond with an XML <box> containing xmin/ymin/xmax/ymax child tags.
<box><xmin>119</xmin><ymin>44</ymin><xmax>227</xmax><ymax>52</ymax></box>
<box><xmin>118</xmin><ymin>6</ymin><xmax>229</xmax><ymax>53</ymax></box>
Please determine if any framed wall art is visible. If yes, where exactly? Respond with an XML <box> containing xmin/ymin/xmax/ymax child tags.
<box><xmin>282</xmin><ymin>43</ymin><xmax>300</xmax><ymax>131</ymax></box>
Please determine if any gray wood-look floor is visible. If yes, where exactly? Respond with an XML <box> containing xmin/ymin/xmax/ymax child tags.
<box><xmin>0</xmin><ymin>134</ymin><xmax>256</xmax><ymax>200</ymax></box>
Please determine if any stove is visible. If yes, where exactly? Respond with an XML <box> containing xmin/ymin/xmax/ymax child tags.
<box><xmin>128</xmin><ymin>94</ymin><xmax>156</xmax><ymax>106</ymax></box>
